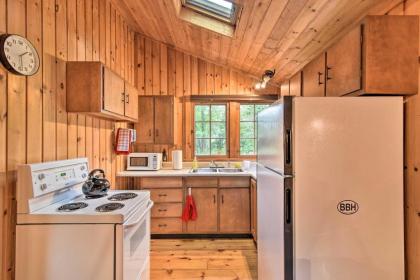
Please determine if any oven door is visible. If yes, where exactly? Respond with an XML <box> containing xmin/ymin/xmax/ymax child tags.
<box><xmin>119</xmin><ymin>200</ymin><xmax>153</xmax><ymax>280</ymax></box>
<box><xmin>127</xmin><ymin>155</ymin><xmax>152</xmax><ymax>170</ymax></box>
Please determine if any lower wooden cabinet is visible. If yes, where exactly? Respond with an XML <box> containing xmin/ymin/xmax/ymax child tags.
<box><xmin>151</xmin><ymin>218</ymin><xmax>183</xmax><ymax>233</ymax></box>
<box><xmin>219</xmin><ymin>188</ymin><xmax>250</xmax><ymax>233</ymax></box>
<box><xmin>250</xmin><ymin>179</ymin><xmax>257</xmax><ymax>242</ymax></box>
<box><xmin>186</xmin><ymin>188</ymin><xmax>218</xmax><ymax>233</ymax></box>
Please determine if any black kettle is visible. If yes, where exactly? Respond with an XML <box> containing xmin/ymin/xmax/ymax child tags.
<box><xmin>82</xmin><ymin>169</ymin><xmax>111</xmax><ymax>198</ymax></box>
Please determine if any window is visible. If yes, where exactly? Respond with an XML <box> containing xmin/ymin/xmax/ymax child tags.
<box><xmin>240</xmin><ymin>104</ymin><xmax>270</xmax><ymax>156</ymax></box>
<box><xmin>194</xmin><ymin>104</ymin><xmax>227</xmax><ymax>156</ymax></box>
<box><xmin>183</xmin><ymin>0</ymin><xmax>238</xmax><ymax>24</ymax></box>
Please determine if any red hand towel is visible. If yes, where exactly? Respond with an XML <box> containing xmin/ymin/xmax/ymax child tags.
<box><xmin>115</xmin><ymin>128</ymin><xmax>132</xmax><ymax>155</ymax></box>
<box><xmin>182</xmin><ymin>195</ymin><xmax>198</xmax><ymax>222</ymax></box>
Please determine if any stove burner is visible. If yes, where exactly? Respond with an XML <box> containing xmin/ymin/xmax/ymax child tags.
<box><xmin>108</xmin><ymin>192</ymin><xmax>138</xmax><ymax>201</ymax></box>
<box><xmin>95</xmin><ymin>202</ymin><xmax>124</xmax><ymax>212</ymax></box>
<box><xmin>58</xmin><ymin>202</ymin><xmax>88</xmax><ymax>212</ymax></box>
<box><xmin>85</xmin><ymin>194</ymin><xmax>107</xmax><ymax>199</ymax></box>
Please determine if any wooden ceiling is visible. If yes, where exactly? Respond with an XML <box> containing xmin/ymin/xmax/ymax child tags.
<box><xmin>116</xmin><ymin>0</ymin><xmax>386</xmax><ymax>83</ymax></box>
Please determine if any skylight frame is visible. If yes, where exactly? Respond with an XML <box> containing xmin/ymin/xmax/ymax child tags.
<box><xmin>182</xmin><ymin>0</ymin><xmax>238</xmax><ymax>25</ymax></box>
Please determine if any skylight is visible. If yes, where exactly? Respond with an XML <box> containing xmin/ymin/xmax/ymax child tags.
<box><xmin>183</xmin><ymin>0</ymin><xmax>238</xmax><ymax>24</ymax></box>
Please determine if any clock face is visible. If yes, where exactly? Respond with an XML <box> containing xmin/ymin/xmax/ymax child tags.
<box><xmin>0</xmin><ymin>34</ymin><xmax>40</xmax><ymax>76</ymax></box>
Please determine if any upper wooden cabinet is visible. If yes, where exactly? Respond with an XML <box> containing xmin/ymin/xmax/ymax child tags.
<box><xmin>135</xmin><ymin>96</ymin><xmax>181</xmax><ymax>145</ymax></box>
<box><xmin>302</xmin><ymin>53</ymin><xmax>326</xmax><ymax>97</ymax></box>
<box><xmin>301</xmin><ymin>15</ymin><xmax>418</xmax><ymax>97</ymax></box>
<box><xmin>67</xmin><ymin>62</ymin><xmax>138</xmax><ymax>121</ymax></box>
<box><xmin>325</xmin><ymin>26</ymin><xmax>362</xmax><ymax>97</ymax></box>
<box><xmin>280</xmin><ymin>80</ymin><xmax>290</xmax><ymax>96</ymax></box>
<box><xmin>289</xmin><ymin>71</ymin><xmax>302</xmax><ymax>96</ymax></box>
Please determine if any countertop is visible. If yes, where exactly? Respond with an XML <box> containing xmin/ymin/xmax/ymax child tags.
<box><xmin>117</xmin><ymin>166</ymin><xmax>257</xmax><ymax>180</ymax></box>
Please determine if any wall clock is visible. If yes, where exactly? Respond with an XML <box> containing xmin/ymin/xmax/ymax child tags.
<box><xmin>0</xmin><ymin>34</ymin><xmax>40</xmax><ymax>76</ymax></box>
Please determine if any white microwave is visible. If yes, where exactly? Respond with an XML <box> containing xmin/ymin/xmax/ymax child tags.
<box><xmin>127</xmin><ymin>153</ymin><xmax>162</xmax><ymax>171</ymax></box>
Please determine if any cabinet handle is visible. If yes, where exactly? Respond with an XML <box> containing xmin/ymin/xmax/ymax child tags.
<box><xmin>126</xmin><ymin>94</ymin><xmax>129</xmax><ymax>104</ymax></box>
<box><xmin>221</xmin><ymin>195</ymin><xmax>224</xmax><ymax>204</ymax></box>
<box><xmin>158</xmin><ymin>209</ymin><xmax>167</xmax><ymax>212</ymax></box>
<box><xmin>156</xmin><ymin>129</ymin><xmax>159</xmax><ymax>137</ymax></box>
<box><xmin>148</xmin><ymin>129</ymin><xmax>152</xmax><ymax>137</ymax></box>
<box><xmin>213</xmin><ymin>194</ymin><xmax>216</xmax><ymax>204</ymax></box>
<box><xmin>121</xmin><ymin>92</ymin><xmax>125</xmax><ymax>102</ymax></box>
<box><xmin>317</xmin><ymin>72</ymin><xmax>324</xmax><ymax>85</ymax></box>
<box><xmin>158</xmin><ymin>193</ymin><xmax>167</xmax><ymax>197</ymax></box>
<box><xmin>326</xmin><ymin>67</ymin><xmax>332</xmax><ymax>80</ymax></box>
<box><xmin>158</xmin><ymin>224</ymin><xmax>167</xmax><ymax>227</ymax></box>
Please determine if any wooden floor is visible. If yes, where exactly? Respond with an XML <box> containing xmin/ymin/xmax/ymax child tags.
<box><xmin>150</xmin><ymin>239</ymin><xmax>257</xmax><ymax>280</ymax></box>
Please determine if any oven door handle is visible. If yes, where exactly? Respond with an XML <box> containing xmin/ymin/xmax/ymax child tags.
<box><xmin>124</xmin><ymin>200</ymin><xmax>154</xmax><ymax>228</ymax></box>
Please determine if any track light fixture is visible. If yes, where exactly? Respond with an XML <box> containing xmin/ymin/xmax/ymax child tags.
<box><xmin>255</xmin><ymin>69</ymin><xmax>275</xmax><ymax>90</ymax></box>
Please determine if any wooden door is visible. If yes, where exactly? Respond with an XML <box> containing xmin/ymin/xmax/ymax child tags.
<box><xmin>103</xmin><ymin>67</ymin><xmax>125</xmax><ymax>115</ymax></box>
<box><xmin>289</xmin><ymin>72</ymin><xmax>302</xmax><ymax>96</ymax></box>
<box><xmin>135</xmin><ymin>97</ymin><xmax>154</xmax><ymax>144</ymax></box>
<box><xmin>280</xmin><ymin>80</ymin><xmax>290</xmax><ymax>96</ymax></box>
<box><xmin>302</xmin><ymin>53</ymin><xmax>326</xmax><ymax>97</ymax></box>
<box><xmin>154</xmin><ymin>97</ymin><xmax>174</xmax><ymax>144</ymax></box>
<box><xmin>219</xmin><ymin>188</ymin><xmax>250</xmax><ymax>233</ymax></box>
<box><xmin>326</xmin><ymin>26</ymin><xmax>362</xmax><ymax>96</ymax></box>
<box><xmin>186</xmin><ymin>188</ymin><xmax>218</xmax><ymax>233</ymax></box>
<box><xmin>124</xmin><ymin>83</ymin><xmax>138</xmax><ymax>120</ymax></box>
<box><xmin>250</xmin><ymin>179</ymin><xmax>257</xmax><ymax>242</ymax></box>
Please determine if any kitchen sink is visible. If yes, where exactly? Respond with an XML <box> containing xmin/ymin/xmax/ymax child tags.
<box><xmin>217</xmin><ymin>168</ymin><xmax>244</xmax><ymax>173</ymax></box>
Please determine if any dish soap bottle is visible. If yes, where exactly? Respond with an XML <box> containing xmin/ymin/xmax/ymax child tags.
<box><xmin>192</xmin><ymin>156</ymin><xmax>198</xmax><ymax>170</ymax></box>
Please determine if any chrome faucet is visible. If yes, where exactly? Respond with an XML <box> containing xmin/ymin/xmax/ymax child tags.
<box><xmin>209</xmin><ymin>160</ymin><xmax>224</xmax><ymax>168</ymax></box>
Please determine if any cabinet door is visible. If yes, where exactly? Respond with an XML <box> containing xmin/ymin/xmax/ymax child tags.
<box><xmin>219</xmin><ymin>188</ymin><xmax>250</xmax><ymax>233</ymax></box>
<box><xmin>154</xmin><ymin>97</ymin><xmax>174</xmax><ymax>144</ymax></box>
<box><xmin>250</xmin><ymin>180</ymin><xmax>257</xmax><ymax>242</ymax></box>
<box><xmin>124</xmin><ymin>83</ymin><xmax>138</xmax><ymax>120</ymax></box>
<box><xmin>103</xmin><ymin>67</ymin><xmax>125</xmax><ymax>115</ymax></box>
<box><xmin>302</xmin><ymin>53</ymin><xmax>325</xmax><ymax>97</ymax></box>
<box><xmin>326</xmin><ymin>26</ymin><xmax>362</xmax><ymax>96</ymax></box>
<box><xmin>135</xmin><ymin>97</ymin><xmax>154</xmax><ymax>144</ymax></box>
<box><xmin>186</xmin><ymin>188</ymin><xmax>218</xmax><ymax>233</ymax></box>
<box><xmin>289</xmin><ymin>71</ymin><xmax>302</xmax><ymax>96</ymax></box>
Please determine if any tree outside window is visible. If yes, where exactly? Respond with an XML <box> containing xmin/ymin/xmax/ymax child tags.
<box><xmin>194</xmin><ymin>104</ymin><xmax>227</xmax><ymax>156</ymax></box>
<box><xmin>240</xmin><ymin>104</ymin><xmax>270</xmax><ymax>156</ymax></box>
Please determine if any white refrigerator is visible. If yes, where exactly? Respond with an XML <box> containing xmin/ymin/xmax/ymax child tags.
<box><xmin>257</xmin><ymin>97</ymin><xmax>404</xmax><ymax>280</ymax></box>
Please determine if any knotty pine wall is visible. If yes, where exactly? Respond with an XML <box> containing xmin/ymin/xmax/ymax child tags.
<box><xmin>370</xmin><ymin>0</ymin><xmax>420</xmax><ymax>278</ymax></box>
<box><xmin>134</xmin><ymin>33</ymin><xmax>280</xmax><ymax>160</ymax></box>
<box><xmin>0</xmin><ymin>0</ymin><xmax>135</xmax><ymax>278</ymax></box>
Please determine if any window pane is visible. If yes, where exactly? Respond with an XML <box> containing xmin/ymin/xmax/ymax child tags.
<box><xmin>211</xmin><ymin>105</ymin><xmax>226</xmax><ymax>121</ymax></box>
<box><xmin>195</xmin><ymin>105</ymin><xmax>210</xmax><ymax>121</ymax></box>
<box><xmin>240</xmin><ymin>105</ymin><xmax>254</xmax><ymax>121</ymax></box>
<box><xmin>255</xmin><ymin>104</ymin><xmax>270</xmax><ymax>119</ymax></box>
<box><xmin>195</xmin><ymin>122</ymin><xmax>210</xmax><ymax>138</ymax></box>
<box><xmin>240</xmin><ymin>139</ymin><xmax>255</xmax><ymax>155</ymax></box>
<box><xmin>240</xmin><ymin>122</ymin><xmax>254</xmax><ymax>138</ymax></box>
<box><xmin>195</xmin><ymin>139</ymin><xmax>210</xmax><ymax>155</ymax></box>
<box><xmin>211</xmin><ymin>122</ymin><xmax>226</xmax><ymax>138</ymax></box>
<box><xmin>211</xmin><ymin>138</ymin><xmax>226</xmax><ymax>155</ymax></box>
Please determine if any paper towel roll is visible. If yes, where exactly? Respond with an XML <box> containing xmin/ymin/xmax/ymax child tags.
<box><xmin>172</xmin><ymin>150</ymin><xmax>183</xmax><ymax>170</ymax></box>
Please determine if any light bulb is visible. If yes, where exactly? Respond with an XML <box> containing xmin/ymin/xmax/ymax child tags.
<box><xmin>255</xmin><ymin>82</ymin><xmax>261</xmax><ymax>90</ymax></box>
<box><xmin>261</xmin><ymin>81</ymin><xmax>267</xmax><ymax>89</ymax></box>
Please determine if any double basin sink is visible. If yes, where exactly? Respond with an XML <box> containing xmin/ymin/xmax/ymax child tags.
<box><xmin>189</xmin><ymin>168</ymin><xmax>244</xmax><ymax>174</ymax></box>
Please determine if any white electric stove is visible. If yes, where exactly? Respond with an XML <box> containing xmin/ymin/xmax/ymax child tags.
<box><xmin>15</xmin><ymin>158</ymin><xmax>153</xmax><ymax>280</ymax></box>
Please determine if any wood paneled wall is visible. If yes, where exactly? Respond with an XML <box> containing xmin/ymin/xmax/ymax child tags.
<box><xmin>0</xmin><ymin>0</ymin><xmax>135</xmax><ymax>278</ymax></box>
<box><xmin>133</xmin><ymin>33</ymin><xmax>280</xmax><ymax>160</ymax></box>
<box><xmin>368</xmin><ymin>1</ymin><xmax>420</xmax><ymax>278</ymax></box>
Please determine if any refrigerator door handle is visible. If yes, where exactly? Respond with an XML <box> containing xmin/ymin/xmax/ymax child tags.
<box><xmin>285</xmin><ymin>129</ymin><xmax>292</xmax><ymax>165</ymax></box>
<box><xmin>285</xmin><ymin>188</ymin><xmax>292</xmax><ymax>224</ymax></box>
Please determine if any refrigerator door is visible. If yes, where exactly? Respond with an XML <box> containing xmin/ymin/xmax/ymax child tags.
<box><xmin>257</xmin><ymin>97</ymin><xmax>293</xmax><ymax>175</ymax></box>
<box><xmin>293</xmin><ymin>97</ymin><xmax>404</xmax><ymax>280</ymax></box>
<box><xmin>257</xmin><ymin>165</ymin><xmax>293</xmax><ymax>280</ymax></box>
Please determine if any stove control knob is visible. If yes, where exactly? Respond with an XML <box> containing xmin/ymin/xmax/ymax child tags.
<box><xmin>40</xmin><ymin>183</ymin><xmax>47</xmax><ymax>191</ymax></box>
<box><xmin>82</xmin><ymin>173</ymin><xmax>87</xmax><ymax>179</ymax></box>
<box><xmin>80</xmin><ymin>165</ymin><xmax>86</xmax><ymax>171</ymax></box>
<box><xmin>38</xmin><ymin>173</ymin><xmax>45</xmax><ymax>180</ymax></box>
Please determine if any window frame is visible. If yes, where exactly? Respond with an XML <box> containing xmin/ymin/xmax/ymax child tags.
<box><xmin>181</xmin><ymin>0</ymin><xmax>239</xmax><ymax>25</ymax></box>
<box><xmin>192</xmin><ymin>102</ymin><xmax>230</xmax><ymax>159</ymax></box>
<box><xmin>238</xmin><ymin>102</ymin><xmax>270</xmax><ymax>157</ymax></box>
